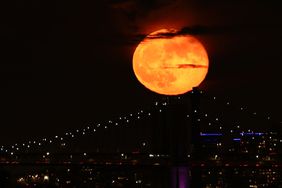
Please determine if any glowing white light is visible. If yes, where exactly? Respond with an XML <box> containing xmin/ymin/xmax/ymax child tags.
<box><xmin>44</xmin><ymin>175</ymin><xmax>49</xmax><ymax>181</ymax></box>
<box><xmin>136</xmin><ymin>180</ymin><xmax>142</xmax><ymax>184</ymax></box>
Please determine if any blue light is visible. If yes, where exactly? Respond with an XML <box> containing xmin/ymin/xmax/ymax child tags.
<box><xmin>233</xmin><ymin>138</ymin><xmax>241</xmax><ymax>141</ymax></box>
<box><xmin>200</xmin><ymin>133</ymin><xmax>223</xmax><ymax>136</ymax></box>
<box><xmin>240</xmin><ymin>132</ymin><xmax>264</xmax><ymax>136</ymax></box>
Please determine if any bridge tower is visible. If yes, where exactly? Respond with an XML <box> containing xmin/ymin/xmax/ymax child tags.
<box><xmin>189</xmin><ymin>87</ymin><xmax>203</xmax><ymax>188</ymax></box>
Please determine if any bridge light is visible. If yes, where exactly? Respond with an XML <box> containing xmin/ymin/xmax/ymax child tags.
<box><xmin>44</xmin><ymin>175</ymin><xmax>49</xmax><ymax>181</ymax></box>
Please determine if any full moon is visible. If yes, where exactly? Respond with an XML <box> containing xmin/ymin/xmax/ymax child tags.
<box><xmin>132</xmin><ymin>29</ymin><xmax>209</xmax><ymax>95</ymax></box>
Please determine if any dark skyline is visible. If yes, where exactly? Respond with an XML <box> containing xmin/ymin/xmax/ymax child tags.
<box><xmin>0</xmin><ymin>0</ymin><xmax>282</xmax><ymax>144</ymax></box>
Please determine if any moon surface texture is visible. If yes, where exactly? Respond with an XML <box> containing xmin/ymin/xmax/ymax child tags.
<box><xmin>133</xmin><ymin>29</ymin><xmax>209</xmax><ymax>95</ymax></box>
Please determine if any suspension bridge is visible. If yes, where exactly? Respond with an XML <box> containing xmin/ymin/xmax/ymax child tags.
<box><xmin>0</xmin><ymin>88</ymin><xmax>281</xmax><ymax>187</ymax></box>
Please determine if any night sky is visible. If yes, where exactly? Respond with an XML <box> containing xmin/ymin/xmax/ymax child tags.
<box><xmin>0</xmin><ymin>0</ymin><xmax>282</xmax><ymax>145</ymax></box>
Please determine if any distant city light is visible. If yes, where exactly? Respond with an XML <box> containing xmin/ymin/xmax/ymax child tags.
<box><xmin>200</xmin><ymin>133</ymin><xmax>223</xmax><ymax>136</ymax></box>
<box><xmin>240</xmin><ymin>132</ymin><xmax>264</xmax><ymax>136</ymax></box>
<box><xmin>44</xmin><ymin>175</ymin><xmax>49</xmax><ymax>181</ymax></box>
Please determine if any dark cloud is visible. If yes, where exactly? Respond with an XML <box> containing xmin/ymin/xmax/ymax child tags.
<box><xmin>133</xmin><ymin>26</ymin><xmax>232</xmax><ymax>41</ymax></box>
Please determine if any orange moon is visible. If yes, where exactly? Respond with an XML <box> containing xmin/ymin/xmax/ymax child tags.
<box><xmin>132</xmin><ymin>29</ymin><xmax>209</xmax><ymax>95</ymax></box>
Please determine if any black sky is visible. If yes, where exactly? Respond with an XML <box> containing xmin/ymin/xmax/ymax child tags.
<box><xmin>0</xmin><ymin>0</ymin><xmax>282</xmax><ymax>144</ymax></box>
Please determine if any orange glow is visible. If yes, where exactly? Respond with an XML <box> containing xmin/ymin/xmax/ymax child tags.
<box><xmin>133</xmin><ymin>29</ymin><xmax>209</xmax><ymax>95</ymax></box>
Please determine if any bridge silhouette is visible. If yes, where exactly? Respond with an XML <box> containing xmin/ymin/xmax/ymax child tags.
<box><xmin>0</xmin><ymin>89</ymin><xmax>281</xmax><ymax>188</ymax></box>
<box><xmin>1</xmin><ymin>88</ymin><xmax>281</xmax><ymax>161</ymax></box>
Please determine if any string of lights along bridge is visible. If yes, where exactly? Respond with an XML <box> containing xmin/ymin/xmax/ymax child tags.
<box><xmin>0</xmin><ymin>90</ymin><xmax>281</xmax><ymax>157</ymax></box>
